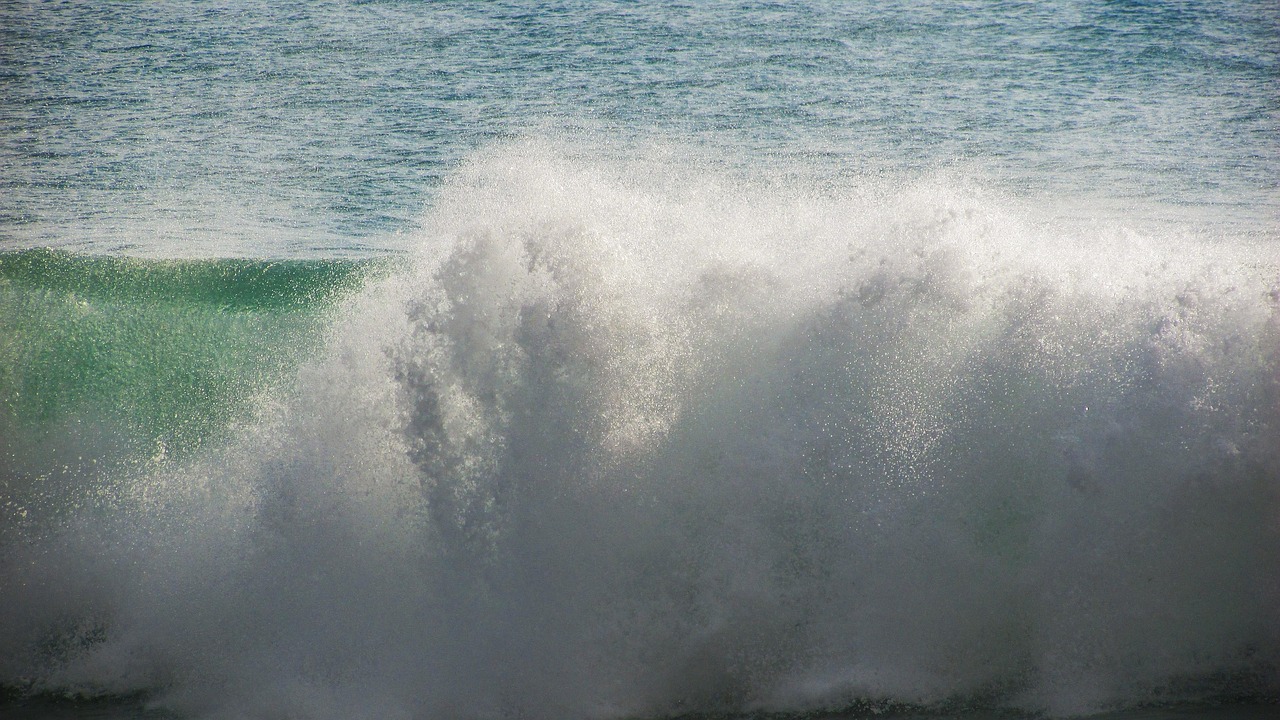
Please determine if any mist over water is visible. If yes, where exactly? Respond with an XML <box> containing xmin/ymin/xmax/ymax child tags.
<box><xmin>2</xmin><ymin>142</ymin><xmax>1277</xmax><ymax>719</ymax></box>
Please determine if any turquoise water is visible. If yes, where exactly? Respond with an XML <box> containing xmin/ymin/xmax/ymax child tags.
<box><xmin>1</xmin><ymin>2</ymin><xmax>1278</xmax><ymax>719</ymax></box>
<box><xmin>0</xmin><ymin>249</ymin><xmax>379</xmax><ymax>519</ymax></box>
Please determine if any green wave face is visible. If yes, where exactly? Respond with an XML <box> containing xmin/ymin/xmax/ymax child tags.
<box><xmin>0</xmin><ymin>249</ymin><xmax>379</xmax><ymax>477</ymax></box>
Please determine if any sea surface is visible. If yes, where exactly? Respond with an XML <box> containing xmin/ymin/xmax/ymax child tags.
<box><xmin>1</xmin><ymin>2</ymin><xmax>1278</xmax><ymax>719</ymax></box>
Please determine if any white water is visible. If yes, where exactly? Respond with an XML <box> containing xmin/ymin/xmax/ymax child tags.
<box><xmin>2</xmin><ymin>142</ymin><xmax>1278</xmax><ymax>719</ymax></box>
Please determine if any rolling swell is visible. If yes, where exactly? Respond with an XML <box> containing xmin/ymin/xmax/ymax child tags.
<box><xmin>1</xmin><ymin>146</ymin><xmax>1278</xmax><ymax>719</ymax></box>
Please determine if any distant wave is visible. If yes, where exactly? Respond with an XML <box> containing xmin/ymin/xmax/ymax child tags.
<box><xmin>2</xmin><ymin>141</ymin><xmax>1277</xmax><ymax>719</ymax></box>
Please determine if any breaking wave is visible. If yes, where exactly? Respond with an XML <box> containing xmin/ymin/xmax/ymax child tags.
<box><xmin>2</xmin><ymin>141</ymin><xmax>1278</xmax><ymax>719</ymax></box>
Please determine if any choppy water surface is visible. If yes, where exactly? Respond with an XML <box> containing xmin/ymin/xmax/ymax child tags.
<box><xmin>2</xmin><ymin>0</ymin><xmax>1276</xmax><ymax>255</ymax></box>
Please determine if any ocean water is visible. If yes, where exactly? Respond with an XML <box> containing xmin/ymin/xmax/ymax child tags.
<box><xmin>1</xmin><ymin>1</ymin><xmax>1278</xmax><ymax>719</ymax></box>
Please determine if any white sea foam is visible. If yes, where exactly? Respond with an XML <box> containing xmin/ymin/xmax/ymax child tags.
<box><xmin>2</xmin><ymin>140</ymin><xmax>1277</xmax><ymax>719</ymax></box>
